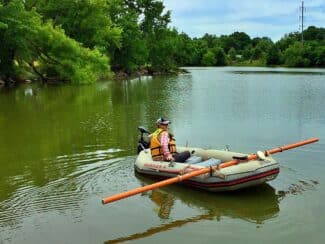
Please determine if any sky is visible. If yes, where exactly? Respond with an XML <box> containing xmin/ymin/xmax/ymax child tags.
<box><xmin>163</xmin><ymin>0</ymin><xmax>325</xmax><ymax>41</ymax></box>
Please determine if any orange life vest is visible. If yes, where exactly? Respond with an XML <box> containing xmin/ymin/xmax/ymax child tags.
<box><xmin>150</xmin><ymin>128</ymin><xmax>176</xmax><ymax>160</ymax></box>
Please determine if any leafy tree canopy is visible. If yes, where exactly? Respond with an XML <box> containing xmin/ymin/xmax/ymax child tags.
<box><xmin>0</xmin><ymin>0</ymin><xmax>109</xmax><ymax>84</ymax></box>
<box><xmin>0</xmin><ymin>0</ymin><xmax>324</xmax><ymax>86</ymax></box>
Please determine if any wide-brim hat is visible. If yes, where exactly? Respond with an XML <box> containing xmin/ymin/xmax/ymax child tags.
<box><xmin>157</xmin><ymin>117</ymin><xmax>171</xmax><ymax>125</ymax></box>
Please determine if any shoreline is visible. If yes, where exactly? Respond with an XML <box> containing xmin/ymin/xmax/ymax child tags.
<box><xmin>1</xmin><ymin>65</ymin><xmax>324</xmax><ymax>88</ymax></box>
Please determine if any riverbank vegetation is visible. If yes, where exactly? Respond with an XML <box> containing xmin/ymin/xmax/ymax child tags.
<box><xmin>192</xmin><ymin>27</ymin><xmax>325</xmax><ymax>68</ymax></box>
<box><xmin>0</xmin><ymin>0</ymin><xmax>324</xmax><ymax>85</ymax></box>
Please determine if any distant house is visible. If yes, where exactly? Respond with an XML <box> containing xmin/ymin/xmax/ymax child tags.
<box><xmin>235</xmin><ymin>54</ymin><xmax>242</xmax><ymax>59</ymax></box>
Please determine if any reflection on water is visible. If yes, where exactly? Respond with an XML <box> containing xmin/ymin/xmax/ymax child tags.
<box><xmin>106</xmin><ymin>173</ymin><xmax>319</xmax><ymax>243</ymax></box>
<box><xmin>135</xmin><ymin>174</ymin><xmax>280</xmax><ymax>224</ymax></box>
<box><xmin>106</xmin><ymin>214</ymin><xmax>213</xmax><ymax>244</ymax></box>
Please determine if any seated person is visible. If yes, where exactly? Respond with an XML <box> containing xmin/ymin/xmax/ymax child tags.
<box><xmin>150</xmin><ymin>117</ymin><xmax>190</xmax><ymax>162</ymax></box>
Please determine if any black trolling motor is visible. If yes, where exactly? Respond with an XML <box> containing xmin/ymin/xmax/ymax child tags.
<box><xmin>137</xmin><ymin>126</ymin><xmax>151</xmax><ymax>153</ymax></box>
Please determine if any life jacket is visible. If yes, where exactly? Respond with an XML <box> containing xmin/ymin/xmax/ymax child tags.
<box><xmin>150</xmin><ymin>128</ymin><xmax>176</xmax><ymax>160</ymax></box>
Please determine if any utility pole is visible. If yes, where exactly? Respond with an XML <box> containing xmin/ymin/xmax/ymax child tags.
<box><xmin>300</xmin><ymin>1</ymin><xmax>306</xmax><ymax>44</ymax></box>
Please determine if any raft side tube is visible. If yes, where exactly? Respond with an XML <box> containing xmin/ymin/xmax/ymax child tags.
<box><xmin>177</xmin><ymin>146</ymin><xmax>248</xmax><ymax>162</ymax></box>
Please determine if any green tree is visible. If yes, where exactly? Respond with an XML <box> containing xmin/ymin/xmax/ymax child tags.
<box><xmin>201</xmin><ymin>50</ymin><xmax>215</xmax><ymax>66</ymax></box>
<box><xmin>242</xmin><ymin>46</ymin><xmax>253</xmax><ymax>60</ymax></box>
<box><xmin>229</xmin><ymin>32</ymin><xmax>251</xmax><ymax>52</ymax></box>
<box><xmin>276</xmin><ymin>32</ymin><xmax>300</xmax><ymax>52</ymax></box>
<box><xmin>138</xmin><ymin>0</ymin><xmax>176</xmax><ymax>72</ymax></box>
<box><xmin>108</xmin><ymin>0</ymin><xmax>178</xmax><ymax>73</ymax></box>
<box><xmin>314</xmin><ymin>46</ymin><xmax>325</xmax><ymax>66</ymax></box>
<box><xmin>138</xmin><ymin>0</ymin><xmax>171</xmax><ymax>35</ymax></box>
<box><xmin>174</xmin><ymin>32</ymin><xmax>199</xmax><ymax>66</ymax></box>
<box><xmin>213</xmin><ymin>47</ymin><xmax>227</xmax><ymax>66</ymax></box>
<box><xmin>27</xmin><ymin>0</ymin><xmax>122</xmax><ymax>53</ymax></box>
<box><xmin>266</xmin><ymin>45</ymin><xmax>281</xmax><ymax>65</ymax></box>
<box><xmin>251</xmin><ymin>38</ymin><xmax>273</xmax><ymax>60</ymax></box>
<box><xmin>251</xmin><ymin>46</ymin><xmax>263</xmax><ymax>60</ymax></box>
<box><xmin>283</xmin><ymin>42</ymin><xmax>310</xmax><ymax>67</ymax></box>
<box><xmin>147</xmin><ymin>28</ymin><xmax>179</xmax><ymax>72</ymax></box>
<box><xmin>201</xmin><ymin>33</ymin><xmax>219</xmax><ymax>48</ymax></box>
<box><xmin>108</xmin><ymin>0</ymin><xmax>148</xmax><ymax>72</ymax></box>
<box><xmin>0</xmin><ymin>0</ymin><xmax>109</xmax><ymax>84</ymax></box>
<box><xmin>193</xmin><ymin>38</ymin><xmax>209</xmax><ymax>65</ymax></box>
<box><xmin>219</xmin><ymin>35</ymin><xmax>235</xmax><ymax>53</ymax></box>
<box><xmin>303</xmin><ymin>26</ymin><xmax>325</xmax><ymax>41</ymax></box>
<box><xmin>228</xmin><ymin>47</ymin><xmax>236</xmax><ymax>61</ymax></box>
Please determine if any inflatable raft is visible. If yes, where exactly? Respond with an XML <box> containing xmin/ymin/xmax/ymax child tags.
<box><xmin>101</xmin><ymin>134</ymin><xmax>317</xmax><ymax>204</ymax></box>
<box><xmin>135</xmin><ymin>146</ymin><xmax>280</xmax><ymax>192</ymax></box>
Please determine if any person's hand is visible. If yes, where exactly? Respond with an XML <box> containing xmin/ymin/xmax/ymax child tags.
<box><xmin>167</xmin><ymin>156</ymin><xmax>175</xmax><ymax>167</ymax></box>
<box><xmin>166</xmin><ymin>155</ymin><xmax>174</xmax><ymax>161</ymax></box>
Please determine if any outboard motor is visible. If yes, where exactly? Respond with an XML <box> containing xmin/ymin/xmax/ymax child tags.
<box><xmin>137</xmin><ymin>126</ymin><xmax>150</xmax><ymax>153</ymax></box>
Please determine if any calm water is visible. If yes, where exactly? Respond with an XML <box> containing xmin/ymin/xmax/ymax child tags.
<box><xmin>0</xmin><ymin>67</ymin><xmax>325</xmax><ymax>243</ymax></box>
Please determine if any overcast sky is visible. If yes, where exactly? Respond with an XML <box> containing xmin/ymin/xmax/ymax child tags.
<box><xmin>163</xmin><ymin>0</ymin><xmax>325</xmax><ymax>41</ymax></box>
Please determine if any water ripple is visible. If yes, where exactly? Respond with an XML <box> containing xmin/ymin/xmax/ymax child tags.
<box><xmin>0</xmin><ymin>148</ymin><xmax>133</xmax><ymax>233</ymax></box>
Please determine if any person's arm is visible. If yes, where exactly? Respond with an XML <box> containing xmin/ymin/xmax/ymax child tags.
<box><xmin>160</xmin><ymin>131</ymin><xmax>173</xmax><ymax>160</ymax></box>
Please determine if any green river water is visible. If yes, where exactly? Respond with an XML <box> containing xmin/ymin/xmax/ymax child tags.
<box><xmin>0</xmin><ymin>67</ymin><xmax>325</xmax><ymax>243</ymax></box>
